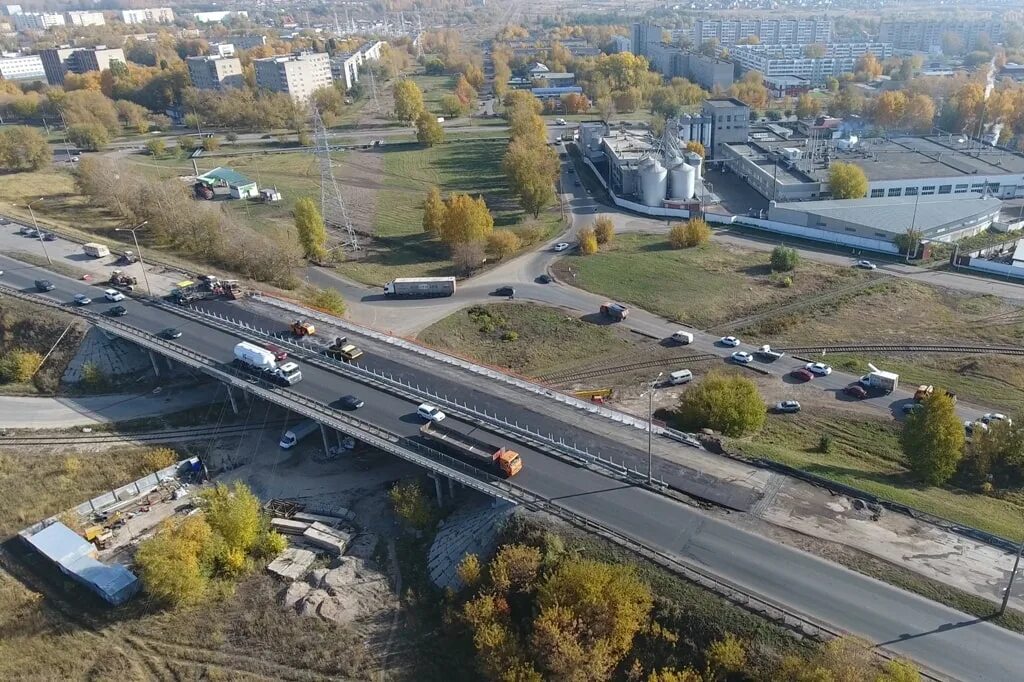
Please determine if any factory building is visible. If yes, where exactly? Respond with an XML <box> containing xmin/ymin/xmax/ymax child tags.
<box><xmin>702</xmin><ymin>98</ymin><xmax>750</xmax><ymax>159</ymax></box>
<box><xmin>646</xmin><ymin>45</ymin><xmax>734</xmax><ymax>91</ymax></box>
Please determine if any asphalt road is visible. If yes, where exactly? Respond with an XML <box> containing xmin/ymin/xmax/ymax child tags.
<box><xmin>2</xmin><ymin>252</ymin><xmax>1023</xmax><ymax>681</ymax></box>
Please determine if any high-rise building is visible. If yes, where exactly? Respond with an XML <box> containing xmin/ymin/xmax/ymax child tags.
<box><xmin>878</xmin><ymin>19</ymin><xmax>1002</xmax><ymax>52</ymax></box>
<box><xmin>13</xmin><ymin>12</ymin><xmax>65</xmax><ymax>31</ymax></box>
<box><xmin>39</xmin><ymin>46</ymin><xmax>125</xmax><ymax>86</ymax></box>
<box><xmin>254</xmin><ymin>52</ymin><xmax>332</xmax><ymax>102</ymax></box>
<box><xmin>186</xmin><ymin>55</ymin><xmax>244</xmax><ymax>90</ymax></box>
<box><xmin>692</xmin><ymin>18</ymin><xmax>833</xmax><ymax>46</ymax></box>
<box><xmin>120</xmin><ymin>8</ymin><xmax>174</xmax><ymax>25</ymax></box>
<box><xmin>0</xmin><ymin>53</ymin><xmax>45</xmax><ymax>81</ymax></box>
<box><xmin>66</xmin><ymin>11</ymin><xmax>105</xmax><ymax>27</ymax></box>
<box><xmin>730</xmin><ymin>43</ymin><xmax>893</xmax><ymax>83</ymax></box>
<box><xmin>631</xmin><ymin>22</ymin><xmax>664</xmax><ymax>59</ymax></box>
<box><xmin>702</xmin><ymin>98</ymin><xmax>750</xmax><ymax>158</ymax></box>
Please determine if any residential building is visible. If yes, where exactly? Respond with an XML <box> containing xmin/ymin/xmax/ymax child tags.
<box><xmin>692</xmin><ymin>18</ymin><xmax>832</xmax><ymax>46</ymax></box>
<box><xmin>631</xmin><ymin>22</ymin><xmax>664</xmax><ymax>60</ymax></box>
<box><xmin>210</xmin><ymin>42</ymin><xmax>236</xmax><ymax>57</ymax></box>
<box><xmin>330</xmin><ymin>40</ymin><xmax>383</xmax><ymax>90</ymax></box>
<box><xmin>187</xmin><ymin>55</ymin><xmax>243</xmax><ymax>90</ymax></box>
<box><xmin>120</xmin><ymin>8</ymin><xmax>174</xmax><ymax>25</ymax></box>
<box><xmin>879</xmin><ymin>18</ymin><xmax>1002</xmax><ymax>53</ymax></box>
<box><xmin>646</xmin><ymin>44</ymin><xmax>734</xmax><ymax>91</ymax></box>
<box><xmin>65</xmin><ymin>10</ymin><xmax>105</xmax><ymax>27</ymax></box>
<box><xmin>611</xmin><ymin>35</ymin><xmax>631</xmax><ymax>54</ymax></box>
<box><xmin>702</xmin><ymin>98</ymin><xmax>750</xmax><ymax>158</ymax></box>
<box><xmin>4</xmin><ymin>5</ymin><xmax>21</xmax><ymax>15</ymax></box>
<box><xmin>254</xmin><ymin>52</ymin><xmax>332</xmax><ymax>102</ymax></box>
<box><xmin>193</xmin><ymin>10</ymin><xmax>248</xmax><ymax>23</ymax></box>
<box><xmin>39</xmin><ymin>46</ymin><xmax>125</xmax><ymax>86</ymax></box>
<box><xmin>13</xmin><ymin>12</ymin><xmax>64</xmax><ymax>31</ymax></box>
<box><xmin>729</xmin><ymin>43</ymin><xmax>893</xmax><ymax>84</ymax></box>
<box><xmin>0</xmin><ymin>53</ymin><xmax>44</xmax><ymax>81</ymax></box>
<box><xmin>231</xmin><ymin>34</ymin><xmax>268</xmax><ymax>50</ymax></box>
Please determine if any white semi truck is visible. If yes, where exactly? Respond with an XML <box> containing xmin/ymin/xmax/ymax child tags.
<box><xmin>383</xmin><ymin>276</ymin><xmax>456</xmax><ymax>298</ymax></box>
<box><xmin>232</xmin><ymin>342</ymin><xmax>302</xmax><ymax>386</ymax></box>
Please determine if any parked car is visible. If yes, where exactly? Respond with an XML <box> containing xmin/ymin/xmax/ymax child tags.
<box><xmin>104</xmin><ymin>288</ymin><xmax>125</xmax><ymax>302</ymax></box>
<box><xmin>416</xmin><ymin>403</ymin><xmax>446</xmax><ymax>423</ymax></box>
<box><xmin>775</xmin><ymin>400</ymin><xmax>801</xmax><ymax>413</ymax></box>
<box><xmin>805</xmin><ymin>362</ymin><xmax>832</xmax><ymax>376</ymax></box>
<box><xmin>73</xmin><ymin>293</ymin><xmax>92</xmax><ymax>305</ymax></box>
<box><xmin>552</xmin><ymin>242</ymin><xmax>570</xmax><ymax>252</ymax></box>
<box><xmin>494</xmin><ymin>286</ymin><xmax>515</xmax><ymax>297</ymax></box>
<box><xmin>108</xmin><ymin>305</ymin><xmax>128</xmax><ymax>317</ymax></box>
<box><xmin>856</xmin><ymin>260</ymin><xmax>877</xmax><ymax>270</ymax></box>
<box><xmin>964</xmin><ymin>420</ymin><xmax>989</xmax><ymax>436</ymax></box>
<box><xmin>41</xmin><ymin>232</ymin><xmax>56</xmax><ymax>241</ymax></box>
<box><xmin>161</xmin><ymin>328</ymin><xmax>182</xmax><ymax>339</ymax></box>
<box><xmin>555</xmin><ymin>118</ymin><xmax>566</xmax><ymax>125</ymax></box>
<box><xmin>791</xmin><ymin>368</ymin><xmax>814</xmax><ymax>382</ymax></box>
<box><xmin>731</xmin><ymin>351</ymin><xmax>753</xmax><ymax>364</ymax></box>
<box><xmin>902</xmin><ymin>403</ymin><xmax>922</xmax><ymax>414</ymax></box>
<box><xmin>339</xmin><ymin>394</ymin><xmax>364</xmax><ymax>410</ymax></box>
<box><xmin>34</xmin><ymin>279</ymin><xmax>54</xmax><ymax>292</ymax></box>
<box><xmin>719</xmin><ymin>336</ymin><xmax>740</xmax><ymax>347</ymax></box>
<box><xmin>982</xmin><ymin>413</ymin><xmax>1013</xmax><ymax>426</ymax></box>
<box><xmin>671</xmin><ymin>330</ymin><xmax>694</xmax><ymax>345</ymax></box>
<box><xmin>22</xmin><ymin>228</ymin><xmax>38</xmax><ymax>237</ymax></box>
<box><xmin>844</xmin><ymin>384</ymin><xmax>868</xmax><ymax>399</ymax></box>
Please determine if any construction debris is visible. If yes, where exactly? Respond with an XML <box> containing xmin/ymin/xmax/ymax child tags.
<box><xmin>271</xmin><ymin>516</ymin><xmax>352</xmax><ymax>556</ymax></box>
<box><xmin>283</xmin><ymin>556</ymin><xmax>394</xmax><ymax>626</ymax></box>
<box><xmin>267</xmin><ymin>547</ymin><xmax>317</xmax><ymax>581</ymax></box>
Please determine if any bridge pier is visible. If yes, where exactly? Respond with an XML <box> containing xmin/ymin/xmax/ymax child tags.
<box><xmin>148</xmin><ymin>350</ymin><xmax>160</xmax><ymax>377</ymax></box>
<box><xmin>226</xmin><ymin>385</ymin><xmax>239</xmax><ymax>414</ymax></box>
<box><xmin>321</xmin><ymin>423</ymin><xmax>331</xmax><ymax>455</ymax></box>
<box><xmin>431</xmin><ymin>473</ymin><xmax>444</xmax><ymax>507</ymax></box>
<box><xmin>448</xmin><ymin>476</ymin><xmax>455</xmax><ymax>499</ymax></box>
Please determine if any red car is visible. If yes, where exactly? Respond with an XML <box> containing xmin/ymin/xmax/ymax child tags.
<box><xmin>844</xmin><ymin>384</ymin><xmax>868</xmax><ymax>399</ymax></box>
<box><xmin>791</xmin><ymin>368</ymin><xmax>814</xmax><ymax>382</ymax></box>
<box><xmin>263</xmin><ymin>343</ymin><xmax>288</xmax><ymax>362</ymax></box>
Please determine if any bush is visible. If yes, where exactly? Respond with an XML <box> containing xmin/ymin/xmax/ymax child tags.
<box><xmin>308</xmin><ymin>287</ymin><xmax>346</xmax><ymax>315</ymax></box>
<box><xmin>578</xmin><ymin>227</ymin><xmax>598</xmax><ymax>255</ymax></box>
<box><xmin>487</xmin><ymin>230</ymin><xmax>522</xmax><ymax>259</ymax></box>
<box><xmin>451</xmin><ymin>241</ymin><xmax>487</xmax><ymax>275</ymax></box>
<box><xmin>668</xmin><ymin>218</ymin><xmax>710</xmax><ymax>248</ymax></box>
<box><xmin>593</xmin><ymin>216</ymin><xmax>615</xmax><ymax>244</ymax></box>
<box><xmin>817</xmin><ymin>435</ymin><xmax>832</xmax><ymax>453</ymax></box>
<box><xmin>457</xmin><ymin>553</ymin><xmax>482</xmax><ymax>588</ymax></box>
<box><xmin>0</xmin><ymin>349</ymin><xmax>42</xmax><ymax>383</ymax></box>
<box><xmin>201</xmin><ymin>136</ymin><xmax>221</xmax><ymax>151</ymax></box>
<box><xmin>770</xmin><ymin>245</ymin><xmax>799</xmax><ymax>272</ymax></box>
<box><xmin>80</xmin><ymin>361</ymin><xmax>109</xmax><ymax>390</ymax></box>
<box><xmin>781</xmin><ymin>275</ymin><xmax>793</xmax><ymax>288</ymax></box>
<box><xmin>142</xmin><ymin>447</ymin><xmax>178</xmax><ymax>471</ymax></box>
<box><xmin>145</xmin><ymin>138</ymin><xmax>166</xmax><ymax>157</ymax></box>
<box><xmin>677</xmin><ymin>371</ymin><xmax>766</xmax><ymax>436</ymax></box>
<box><xmin>225</xmin><ymin>132</ymin><xmax>238</xmax><ymax>142</ymax></box>
<box><xmin>501</xmin><ymin>330</ymin><xmax>519</xmax><ymax>342</ymax></box>
<box><xmin>388</xmin><ymin>480</ymin><xmax>434</xmax><ymax>529</ymax></box>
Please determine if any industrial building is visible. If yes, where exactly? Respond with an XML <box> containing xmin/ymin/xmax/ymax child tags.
<box><xmin>22</xmin><ymin>522</ymin><xmax>139</xmax><ymax>606</ymax></box>
<box><xmin>702</xmin><ymin>98</ymin><xmax>751</xmax><ymax>159</ymax></box>
<box><xmin>730</xmin><ymin>43</ymin><xmax>893</xmax><ymax>84</ymax></box>
<box><xmin>722</xmin><ymin>135</ymin><xmax>1024</xmax><ymax>203</ymax></box>
<box><xmin>39</xmin><ymin>46</ymin><xmax>125</xmax><ymax>86</ymax></box>
<box><xmin>254</xmin><ymin>52</ymin><xmax>332</xmax><ymax>102</ymax></box>
<box><xmin>879</xmin><ymin>18</ymin><xmax>1002</xmax><ymax>53</ymax></box>
<box><xmin>692</xmin><ymin>18</ymin><xmax>833</xmax><ymax>46</ymax></box>
<box><xmin>0</xmin><ymin>53</ymin><xmax>44</xmax><ymax>81</ymax></box>
<box><xmin>187</xmin><ymin>55</ymin><xmax>243</xmax><ymax>90</ymax></box>
<box><xmin>120</xmin><ymin>7</ymin><xmax>174</xmax><ymax>24</ymax></box>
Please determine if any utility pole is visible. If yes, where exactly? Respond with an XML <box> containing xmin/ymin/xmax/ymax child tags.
<box><xmin>646</xmin><ymin>372</ymin><xmax>663</xmax><ymax>485</ymax></box>
<box><xmin>115</xmin><ymin>221</ymin><xmax>152</xmax><ymax>296</ymax></box>
<box><xmin>1001</xmin><ymin>539</ymin><xmax>1024</xmax><ymax>616</ymax></box>
<box><xmin>25</xmin><ymin>198</ymin><xmax>51</xmax><ymax>264</ymax></box>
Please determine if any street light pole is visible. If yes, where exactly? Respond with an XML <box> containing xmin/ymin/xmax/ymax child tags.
<box><xmin>26</xmin><ymin>198</ymin><xmax>50</xmax><ymax>265</ymax></box>
<box><xmin>1000</xmin><ymin>538</ymin><xmax>1024</xmax><ymax>616</ymax></box>
<box><xmin>116</xmin><ymin>221</ymin><xmax>151</xmax><ymax>297</ymax></box>
<box><xmin>647</xmin><ymin>372</ymin><xmax>663</xmax><ymax>485</ymax></box>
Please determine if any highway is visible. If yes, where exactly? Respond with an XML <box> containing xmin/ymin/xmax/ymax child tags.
<box><xmin>2</xmin><ymin>253</ymin><xmax>1023</xmax><ymax>680</ymax></box>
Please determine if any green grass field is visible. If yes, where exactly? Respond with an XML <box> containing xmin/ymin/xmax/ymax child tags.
<box><xmin>554</xmin><ymin>234</ymin><xmax>866</xmax><ymax>329</ymax></box>
<box><xmin>729</xmin><ymin>410</ymin><xmax>1024</xmax><ymax>541</ymax></box>
<box><xmin>418</xmin><ymin>302</ymin><xmax>632</xmax><ymax>377</ymax></box>
<box><xmin>412</xmin><ymin>74</ymin><xmax>458</xmax><ymax>110</ymax></box>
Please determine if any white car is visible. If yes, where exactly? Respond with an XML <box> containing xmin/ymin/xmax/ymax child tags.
<box><xmin>805</xmin><ymin>362</ymin><xmax>832</xmax><ymax>376</ymax></box>
<box><xmin>775</xmin><ymin>400</ymin><xmax>801</xmax><ymax>413</ymax></box>
<box><xmin>965</xmin><ymin>420</ymin><xmax>989</xmax><ymax>435</ymax></box>
<box><xmin>104</xmin><ymin>289</ymin><xmax>125</xmax><ymax>302</ymax></box>
<box><xmin>720</xmin><ymin>336</ymin><xmax>740</xmax><ymax>347</ymax></box>
<box><xmin>73</xmin><ymin>293</ymin><xmax>92</xmax><ymax>305</ymax></box>
<box><xmin>982</xmin><ymin>412</ymin><xmax>1012</xmax><ymax>426</ymax></box>
<box><xmin>856</xmin><ymin>260</ymin><xmax>877</xmax><ymax>270</ymax></box>
<box><xmin>555</xmin><ymin>118</ymin><xmax>566</xmax><ymax>125</ymax></box>
<box><xmin>731</xmin><ymin>351</ymin><xmax>753</xmax><ymax>364</ymax></box>
<box><xmin>416</xmin><ymin>403</ymin><xmax>446</xmax><ymax>423</ymax></box>
<box><xmin>552</xmin><ymin>242</ymin><xmax>570</xmax><ymax>252</ymax></box>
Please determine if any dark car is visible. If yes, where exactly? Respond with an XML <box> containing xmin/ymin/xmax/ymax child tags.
<box><xmin>536</xmin><ymin>274</ymin><xmax>553</xmax><ymax>284</ymax></box>
<box><xmin>844</xmin><ymin>384</ymin><xmax>868</xmax><ymax>399</ymax></box>
<box><xmin>791</xmin><ymin>368</ymin><xmax>814</xmax><ymax>382</ymax></box>
<box><xmin>41</xmin><ymin>232</ymin><xmax>56</xmax><ymax>241</ymax></box>
<box><xmin>34</xmin><ymin>279</ymin><xmax>54</xmax><ymax>292</ymax></box>
<box><xmin>160</xmin><ymin>327</ymin><xmax>182</xmax><ymax>339</ymax></box>
<box><xmin>339</xmin><ymin>394</ymin><xmax>364</xmax><ymax>410</ymax></box>
<box><xmin>108</xmin><ymin>305</ymin><xmax>128</xmax><ymax>317</ymax></box>
<box><xmin>902</xmin><ymin>402</ymin><xmax>922</xmax><ymax>415</ymax></box>
<box><xmin>494</xmin><ymin>286</ymin><xmax>515</xmax><ymax>297</ymax></box>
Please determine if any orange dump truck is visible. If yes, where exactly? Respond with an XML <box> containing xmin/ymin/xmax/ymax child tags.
<box><xmin>419</xmin><ymin>422</ymin><xmax>522</xmax><ymax>478</ymax></box>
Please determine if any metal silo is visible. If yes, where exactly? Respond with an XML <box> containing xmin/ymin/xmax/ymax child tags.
<box><xmin>638</xmin><ymin>156</ymin><xmax>668</xmax><ymax>207</ymax></box>
<box><xmin>669</xmin><ymin>162</ymin><xmax>696</xmax><ymax>200</ymax></box>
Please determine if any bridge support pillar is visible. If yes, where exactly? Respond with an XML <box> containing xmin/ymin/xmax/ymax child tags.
<box><xmin>226</xmin><ymin>386</ymin><xmax>239</xmax><ymax>414</ymax></box>
<box><xmin>431</xmin><ymin>473</ymin><xmax>444</xmax><ymax>507</ymax></box>
<box><xmin>448</xmin><ymin>476</ymin><xmax>455</xmax><ymax>499</ymax></box>
<box><xmin>148</xmin><ymin>350</ymin><xmax>160</xmax><ymax>377</ymax></box>
<box><xmin>321</xmin><ymin>424</ymin><xmax>331</xmax><ymax>456</ymax></box>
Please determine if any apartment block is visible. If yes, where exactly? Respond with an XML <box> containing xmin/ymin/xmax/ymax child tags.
<box><xmin>13</xmin><ymin>12</ymin><xmax>64</xmax><ymax>31</ymax></box>
<box><xmin>730</xmin><ymin>43</ymin><xmax>893</xmax><ymax>84</ymax></box>
<box><xmin>0</xmin><ymin>53</ymin><xmax>44</xmax><ymax>81</ymax></box>
<box><xmin>329</xmin><ymin>41</ymin><xmax>384</xmax><ymax>90</ymax></box>
<box><xmin>254</xmin><ymin>52</ymin><xmax>332</xmax><ymax>102</ymax></box>
<box><xmin>230</xmin><ymin>34</ymin><xmax>268</xmax><ymax>50</ymax></box>
<box><xmin>187</xmin><ymin>55</ymin><xmax>243</xmax><ymax>90</ymax></box>
<box><xmin>121</xmin><ymin>8</ymin><xmax>174</xmax><ymax>25</ymax></box>
<box><xmin>878</xmin><ymin>19</ymin><xmax>1002</xmax><ymax>53</ymax></box>
<box><xmin>39</xmin><ymin>46</ymin><xmax>125</xmax><ymax>86</ymax></box>
<box><xmin>66</xmin><ymin>11</ymin><xmax>105</xmax><ymax>27</ymax></box>
<box><xmin>692</xmin><ymin>18</ymin><xmax>833</xmax><ymax>46</ymax></box>
<box><xmin>631</xmin><ymin>22</ymin><xmax>664</xmax><ymax>60</ymax></box>
<box><xmin>210</xmin><ymin>42</ymin><xmax>236</xmax><ymax>57</ymax></box>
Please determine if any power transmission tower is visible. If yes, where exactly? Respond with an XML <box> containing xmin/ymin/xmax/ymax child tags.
<box><xmin>312</xmin><ymin>107</ymin><xmax>359</xmax><ymax>252</ymax></box>
<box><xmin>368</xmin><ymin>66</ymin><xmax>381</xmax><ymax>113</ymax></box>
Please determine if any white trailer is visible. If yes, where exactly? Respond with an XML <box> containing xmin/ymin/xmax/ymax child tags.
<box><xmin>232</xmin><ymin>342</ymin><xmax>302</xmax><ymax>386</ymax></box>
<box><xmin>279</xmin><ymin>419</ymin><xmax>319</xmax><ymax>449</ymax></box>
<box><xmin>233</xmin><ymin>342</ymin><xmax>277</xmax><ymax>370</ymax></box>
<box><xmin>383</xmin><ymin>276</ymin><xmax>456</xmax><ymax>298</ymax></box>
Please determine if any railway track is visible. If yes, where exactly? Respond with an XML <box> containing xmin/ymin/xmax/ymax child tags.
<box><xmin>0</xmin><ymin>420</ymin><xmax>289</xmax><ymax>447</ymax></box>
<box><xmin>540</xmin><ymin>353</ymin><xmax>720</xmax><ymax>384</ymax></box>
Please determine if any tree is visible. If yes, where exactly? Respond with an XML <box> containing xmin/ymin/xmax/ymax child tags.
<box><xmin>451</xmin><ymin>240</ymin><xmax>487</xmax><ymax>274</ymax></box>
<box><xmin>440</xmin><ymin>93</ymin><xmax>466</xmax><ymax>118</ymax></box>
<box><xmin>422</xmin><ymin>186</ymin><xmax>446</xmax><ymax>235</ymax></box>
<box><xmin>825</xmin><ymin>76</ymin><xmax>840</xmax><ymax>93</ymax></box>
<box><xmin>440</xmin><ymin>193</ymin><xmax>493</xmax><ymax>245</ymax></box>
<box><xmin>828</xmin><ymin>162</ymin><xmax>868</xmax><ymax>199</ymax></box>
<box><xmin>415</xmin><ymin>110</ymin><xmax>445</xmax><ymax>147</ymax></box>
<box><xmin>176</xmin><ymin>134</ymin><xmax>199</xmax><ymax>153</ymax></box>
<box><xmin>202</xmin><ymin>136</ymin><xmax>221</xmax><ymax>151</ymax></box>
<box><xmin>0</xmin><ymin>349</ymin><xmax>42</xmax><ymax>383</ymax></box>
<box><xmin>967</xmin><ymin>420</ymin><xmax>1024</xmax><ymax>485</ymax></box>
<box><xmin>0</xmin><ymin>126</ymin><xmax>50</xmax><ymax>171</ymax></box>
<box><xmin>873</xmin><ymin>90</ymin><xmax>908</xmax><ymax>127</ymax></box>
<box><xmin>145</xmin><ymin>138</ymin><xmax>166</xmax><ymax>157</ymax></box>
<box><xmin>941</xmin><ymin>31</ymin><xmax>965</xmax><ymax>56</ymax></box>
<box><xmin>669</xmin><ymin>218</ymin><xmax>711</xmax><ymax>248</ymax></box>
<box><xmin>293</xmin><ymin>196</ymin><xmax>328</xmax><ymax>262</ymax></box>
<box><xmin>199</xmin><ymin>482</ymin><xmax>263</xmax><ymax>557</ymax></box>
<box><xmin>67</xmin><ymin>123</ymin><xmax>109</xmax><ymax>151</ymax></box>
<box><xmin>393</xmin><ymin>79</ymin><xmax>425</xmax><ymax>123</ymax></box>
<box><xmin>578</xmin><ymin>227</ymin><xmax>598</xmax><ymax>255</ymax></box>
<box><xmin>901</xmin><ymin>391</ymin><xmax>965</xmax><ymax>485</ymax></box>
<box><xmin>388</xmin><ymin>481</ymin><xmax>434</xmax><ymax>529</ymax></box>
<box><xmin>770</xmin><ymin>245</ymin><xmax>799</xmax><ymax>272</ymax></box>
<box><xmin>457</xmin><ymin>553</ymin><xmax>482</xmax><ymax>588</ymax></box>
<box><xmin>454</xmin><ymin>74</ymin><xmax>477</xmax><ymax>109</ymax></box>
<box><xmin>487</xmin><ymin>230</ymin><xmax>522</xmax><ymax>259</ymax></box>
<box><xmin>562</xmin><ymin>92</ymin><xmax>590</xmax><ymax>114</ymax></box>
<box><xmin>135</xmin><ymin>515</ymin><xmax>211</xmax><ymax>606</ymax></box>
<box><xmin>593</xmin><ymin>216</ymin><xmax>615</xmax><ymax>244</ymax></box>
<box><xmin>795</xmin><ymin>93</ymin><xmax>821</xmax><ymax>119</ymax></box>
<box><xmin>903</xmin><ymin>93</ymin><xmax>936</xmax><ymax>133</ymax></box>
<box><xmin>684</xmin><ymin>140</ymin><xmax>705</xmax><ymax>158</ymax></box>
<box><xmin>490</xmin><ymin>543</ymin><xmax>542</xmax><ymax>593</ymax></box>
<box><xmin>533</xmin><ymin>559</ymin><xmax>653</xmax><ymax>679</ymax></box>
<box><xmin>503</xmin><ymin>138</ymin><xmax>559</xmax><ymax>217</ymax></box>
<box><xmin>706</xmin><ymin>634</ymin><xmax>747</xmax><ymax>679</ymax></box>
<box><xmin>893</xmin><ymin>227</ymin><xmax>923</xmax><ymax>257</ymax></box>
<box><xmin>677</xmin><ymin>371</ymin><xmax>766</xmax><ymax>436</ymax></box>
<box><xmin>855</xmin><ymin>53</ymin><xmax>883</xmax><ymax>81</ymax></box>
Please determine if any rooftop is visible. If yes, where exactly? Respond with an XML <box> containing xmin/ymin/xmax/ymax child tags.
<box><xmin>703</xmin><ymin>97</ymin><xmax>749</xmax><ymax>110</ymax></box>
<box><xmin>198</xmin><ymin>166</ymin><xmax>255</xmax><ymax>187</ymax></box>
<box><xmin>602</xmin><ymin>128</ymin><xmax>654</xmax><ymax>163</ymax></box>
<box><xmin>772</xmin><ymin>192</ymin><xmax>1002</xmax><ymax>236</ymax></box>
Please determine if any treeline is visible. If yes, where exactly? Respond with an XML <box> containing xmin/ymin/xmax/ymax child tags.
<box><xmin>76</xmin><ymin>157</ymin><xmax>301</xmax><ymax>286</ymax></box>
<box><xmin>502</xmin><ymin>91</ymin><xmax>560</xmax><ymax>218</ymax></box>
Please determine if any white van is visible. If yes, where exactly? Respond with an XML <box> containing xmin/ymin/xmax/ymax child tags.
<box><xmin>668</xmin><ymin>369</ymin><xmax>693</xmax><ymax>385</ymax></box>
<box><xmin>279</xmin><ymin>419</ymin><xmax>318</xmax><ymax>449</ymax></box>
<box><xmin>671</xmin><ymin>330</ymin><xmax>694</xmax><ymax>345</ymax></box>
